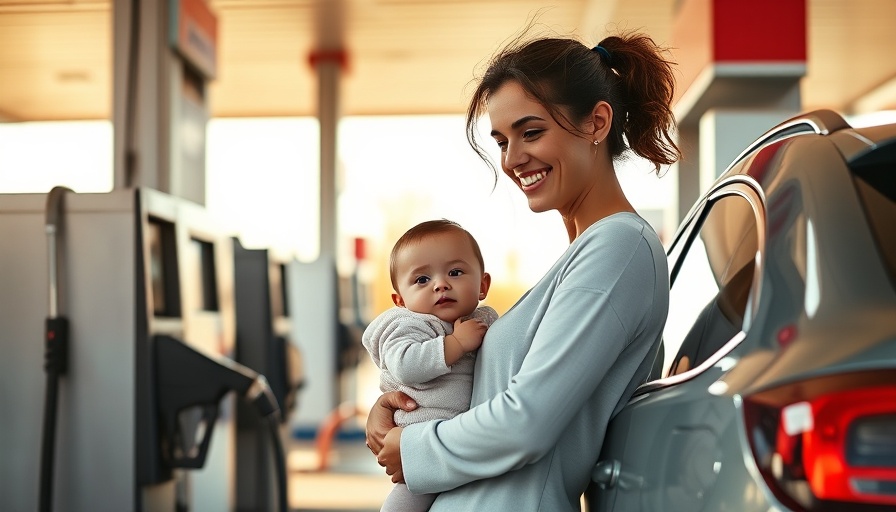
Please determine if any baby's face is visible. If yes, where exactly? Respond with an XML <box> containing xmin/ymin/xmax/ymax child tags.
<box><xmin>392</xmin><ymin>231</ymin><xmax>488</xmax><ymax>323</ymax></box>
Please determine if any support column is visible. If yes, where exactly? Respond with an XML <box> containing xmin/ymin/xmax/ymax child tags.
<box><xmin>113</xmin><ymin>0</ymin><xmax>165</xmax><ymax>192</ymax></box>
<box><xmin>312</xmin><ymin>0</ymin><xmax>346</xmax><ymax>262</ymax></box>
<box><xmin>290</xmin><ymin>0</ymin><xmax>349</xmax><ymax>432</ymax></box>
<box><xmin>699</xmin><ymin>110</ymin><xmax>797</xmax><ymax>191</ymax></box>
<box><xmin>316</xmin><ymin>55</ymin><xmax>342</xmax><ymax>261</ymax></box>
<box><xmin>671</xmin><ymin>0</ymin><xmax>806</xmax><ymax>221</ymax></box>
<box><xmin>112</xmin><ymin>0</ymin><xmax>216</xmax><ymax>205</ymax></box>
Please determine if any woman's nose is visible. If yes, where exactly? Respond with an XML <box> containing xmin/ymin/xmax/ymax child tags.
<box><xmin>503</xmin><ymin>140</ymin><xmax>528</xmax><ymax>171</ymax></box>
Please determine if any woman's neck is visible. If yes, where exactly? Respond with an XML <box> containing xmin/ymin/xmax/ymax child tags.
<box><xmin>563</xmin><ymin>170</ymin><xmax>635</xmax><ymax>242</ymax></box>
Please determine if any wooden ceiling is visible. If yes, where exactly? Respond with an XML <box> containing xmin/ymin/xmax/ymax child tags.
<box><xmin>1</xmin><ymin>0</ymin><xmax>895</xmax><ymax>121</ymax></box>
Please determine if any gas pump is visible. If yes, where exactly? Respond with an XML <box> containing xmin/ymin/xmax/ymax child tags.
<box><xmin>232</xmin><ymin>238</ymin><xmax>305</xmax><ymax>511</ymax></box>
<box><xmin>0</xmin><ymin>187</ymin><xmax>286</xmax><ymax>511</ymax></box>
<box><xmin>0</xmin><ymin>1</ymin><xmax>293</xmax><ymax>508</ymax></box>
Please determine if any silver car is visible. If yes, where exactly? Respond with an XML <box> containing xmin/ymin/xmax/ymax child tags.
<box><xmin>587</xmin><ymin>110</ymin><xmax>896</xmax><ymax>511</ymax></box>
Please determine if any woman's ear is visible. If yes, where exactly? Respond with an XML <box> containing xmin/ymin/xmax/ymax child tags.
<box><xmin>589</xmin><ymin>100</ymin><xmax>613</xmax><ymax>142</ymax></box>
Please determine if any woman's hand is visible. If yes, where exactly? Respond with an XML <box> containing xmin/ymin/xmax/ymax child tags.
<box><xmin>378</xmin><ymin>427</ymin><xmax>405</xmax><ymax>483</ymax></box>
<box><xmin>365</xmin><ymin>391</ymin><xmax>417</xmax><ymax>454</ymax></box>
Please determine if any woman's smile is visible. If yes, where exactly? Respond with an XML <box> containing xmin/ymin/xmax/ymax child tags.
<box><xmin>518</xmin><ymin>169</ymin><xmax>549</xmax><ymax>189</ymax></box>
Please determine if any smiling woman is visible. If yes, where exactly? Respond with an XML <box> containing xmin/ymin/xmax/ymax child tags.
<box><xmin>364</xmin><ymin>29</ymin><xmax>681</xmax><ymax>512</ymax></box>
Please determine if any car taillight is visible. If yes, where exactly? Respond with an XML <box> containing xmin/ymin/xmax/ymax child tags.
<box><xmin>742</xmin><ymin>370</ymin><xmax>896</xmax><ymax>511</ymax></box>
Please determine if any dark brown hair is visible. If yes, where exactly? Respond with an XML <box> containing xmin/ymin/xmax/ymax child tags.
<box><xmin>466</xmin><ymin>30</ymin><xmax>681</xmax><ymax>175</ymax></box>
<box><xmin>389</xmin><ymin>219</ymin><xmax>485</xmax><ymax>291</ymax></box>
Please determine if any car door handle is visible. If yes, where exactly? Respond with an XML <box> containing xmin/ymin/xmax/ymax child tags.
<box><xmin>592</xmin><ymin>459</ymin><xmax>645</xmax><ymax>490</ymax></box>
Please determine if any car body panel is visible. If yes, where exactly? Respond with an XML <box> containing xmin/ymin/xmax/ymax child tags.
<box><xmin>586</xmin><ymin>110</ymin><xmax>896</xmax><ymax>512</ymax></box>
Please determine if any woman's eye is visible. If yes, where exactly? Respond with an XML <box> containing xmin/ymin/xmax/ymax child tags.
<box><xmin>448</xmin><ymin>269</ymin><xmax>463</xmax><ymax>277</ymax></box>
<box><xmin>414</xmin><ymin>276</ymin><xmax>430</xmax><ymax>285</ymax></box>
<box><xmin>495</xmin><ymin>140</ymin><xmax>508</xmax><ymax>151</ymax></box>
<box><xmin>523</xmin><ymin>129</ymin><xmax>543</xmax><ymax>139</ymax></box>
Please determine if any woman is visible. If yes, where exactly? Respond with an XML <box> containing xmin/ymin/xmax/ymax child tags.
<box><xmin>366</xmin><ymin>30</ymin><xmax>680</xmax><ymax>511</ymax></box>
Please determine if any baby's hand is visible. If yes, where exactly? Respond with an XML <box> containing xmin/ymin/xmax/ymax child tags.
<box><xmin>452</xmin><ymin>317</ymin><xmax>488</xmax><ymax>353</ymax></box>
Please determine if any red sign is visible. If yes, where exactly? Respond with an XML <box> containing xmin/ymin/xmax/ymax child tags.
<box><xmin>672</xmin><ymin>0</ymin><xmax>806</xmax><ymax>103</ymax></box>
<box><xmin>712</xmin><ymin>0</ymin><xmax>806</xmax><ymax>63</ymax></box>
<box><xmin>170</xmin><ymin>0</ymin><xmax>218</xmax><ymax>79</ymax></box>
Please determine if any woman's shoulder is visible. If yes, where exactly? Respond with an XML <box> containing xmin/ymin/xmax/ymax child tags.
<box><xmin>575</xmin><ymin>212</ymin><xmax>661</xmax><ymax>252</ymax></box>
<box><xmin>584</xmin><ymin>212</ymin><xmax>652</xmax><ymax>238</ymax></box>
<box><xmin>561</xmin><ymin>213</ymin><xmax>665</xmax><ymax>280</ymax></box>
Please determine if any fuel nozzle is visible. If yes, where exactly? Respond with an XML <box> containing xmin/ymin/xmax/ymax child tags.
<box><xmin>154</xmin><ymin>334</ymin><xmax>279</xmax><ymax>469</ymax></box>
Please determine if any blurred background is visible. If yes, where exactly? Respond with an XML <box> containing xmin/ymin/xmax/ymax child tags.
<box><xmin>2</xmin><ymin>1</ymin><xmax>896</xmax><ymax>510</ymax></box>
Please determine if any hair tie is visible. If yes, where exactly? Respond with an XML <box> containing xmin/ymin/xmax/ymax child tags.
<box><xmin>592</xmin><ymin>45</ymin><xmax>611</xmax><ymax>64</ymax></box>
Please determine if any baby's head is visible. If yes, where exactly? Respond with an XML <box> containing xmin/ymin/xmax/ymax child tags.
<box><xmin>389</xmin><ymin>220</ymin><xmax>491</xmax><ymax>324</ymax></box>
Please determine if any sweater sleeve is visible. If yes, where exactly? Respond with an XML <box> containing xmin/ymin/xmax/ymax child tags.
<box><xmin>401</xmin><ymin>225</ymin><xmax>658</xmax><ymax>493</ymax></box>
<box><xmin>367</xmin><ymin>311</ymin><xmax>452</xmax><ymax>386</ymax></box>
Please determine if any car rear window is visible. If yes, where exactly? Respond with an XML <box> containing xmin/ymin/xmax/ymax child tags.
<box><xmin>849</xmin><ymin>137</ymin><xmax>896</xmax><ymax>288</ymax></box>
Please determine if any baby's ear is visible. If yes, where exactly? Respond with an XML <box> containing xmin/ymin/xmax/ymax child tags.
<box><xmin>391</xmin><ymin>293</ymin><xmax>405</xmax><ymax>307</ymax></box>
<box><xmin>479</xmin><ymin>272</ymin><xmax>492</xmax><ymax>299</ymax></box>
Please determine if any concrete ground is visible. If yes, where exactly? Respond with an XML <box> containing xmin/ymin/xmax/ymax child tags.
<box><xmin>289</xmin><ymin>437</ymin><xmax>393</xmax><ymax>512</ymax></box>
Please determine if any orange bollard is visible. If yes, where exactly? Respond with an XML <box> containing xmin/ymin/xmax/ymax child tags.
<box><xmin>314</xmin><ymin>401</ymin><xmax>363</xmax><ymax>471</ymax></box>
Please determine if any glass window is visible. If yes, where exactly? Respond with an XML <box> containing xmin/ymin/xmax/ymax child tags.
<box><xmin>849</xmin><ymin>136</ymin><xmax>895</xmax><ymax>287</ymax></box>
<box><xmin>662</xmin><ymin>193</ymin><xmax>759</xmax><ymax>377</ymax></box>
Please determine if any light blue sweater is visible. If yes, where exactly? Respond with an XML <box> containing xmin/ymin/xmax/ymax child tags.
<box><xmin>401</xmin><ymin>213</ymin><xmax>669</xmax><ymax>511</ymax></box>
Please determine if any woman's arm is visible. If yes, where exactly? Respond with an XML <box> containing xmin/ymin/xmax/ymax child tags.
<box><xmin>402</xmin><ymin>287</ymin><xmax>632</xmax><ymax>492</ymax></box>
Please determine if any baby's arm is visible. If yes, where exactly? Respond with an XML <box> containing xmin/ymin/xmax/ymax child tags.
<box><xmin>443</xmin><ymin>317</ymin><xmax>488</xmax><ymax>366</ymax></box>
<box><xmin>378</xmin><ymin>317</ymin><xmax>454</xmax><ymax>386</ymax></box>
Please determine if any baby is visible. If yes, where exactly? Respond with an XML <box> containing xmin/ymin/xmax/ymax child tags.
<box><xmin>362</xmin><ymin>219</ymin><xmax>498</xmax><ymax>512</ymax></box>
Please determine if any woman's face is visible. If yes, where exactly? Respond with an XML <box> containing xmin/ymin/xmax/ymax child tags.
<box><xmin>487</xmin><ymin>81</ymin><xmax>596</xmax><ymax>215</ymax></box>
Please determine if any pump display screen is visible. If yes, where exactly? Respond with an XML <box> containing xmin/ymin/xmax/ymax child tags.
<box><xmin>187</xmin><ymin>237</ymin><xmax>219</xmax><ymax>312</ymax></box>
<box><xmin>147</xmin><ymin>218</ymin><xmax>180</xmax><ymax>317</ymax></box>
<box><xmin>269</xmin><ymin>262</ymin><xmax>288</xmax><ymax>319</ymax></box>
<box><xmin>148</xmin><ymin>222</ymin><xmax>166</xmax><ymax>314</ymax></box>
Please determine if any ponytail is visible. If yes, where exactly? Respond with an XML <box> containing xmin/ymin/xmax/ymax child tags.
<box><xmin>596</xmin><ymin>32</ymin><xmax>680</xmax><ymax>172</ymax></box>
